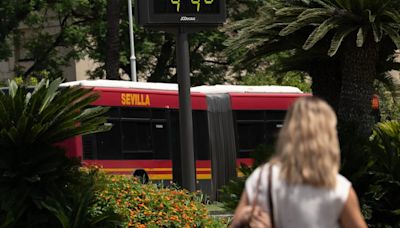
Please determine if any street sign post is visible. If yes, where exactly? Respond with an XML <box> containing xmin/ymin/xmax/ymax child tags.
<box><xmin>135</xmin><ymin>0</ymin><xmax>226</xmax><ymax>191</ymax></box>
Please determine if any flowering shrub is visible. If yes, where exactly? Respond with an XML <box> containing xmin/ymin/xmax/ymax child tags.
<box><xmin>90</xmin><ymin>171</ymin><xmax>227</xmax><ymax>227</ymax></box>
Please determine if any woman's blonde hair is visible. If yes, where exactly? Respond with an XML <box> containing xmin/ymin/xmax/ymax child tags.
<box><xmin>272</xmin><ymin>96</ymin><xmax>340</xmax><ymax>188</ymax></box>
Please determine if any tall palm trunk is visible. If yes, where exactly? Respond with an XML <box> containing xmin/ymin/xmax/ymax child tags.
<box><xmin>338</xmin><ymin>36</ymin><xmax>379</xmax><ymax>137</ymax></box>
<box><xmin>310</xmin><ymin>59</ymin><xmax>341</xmax><ymax>113</ymax></box>
<box><xmin>105</xmin><ymin>0</ymin><xmax>121</xmax><ymax>80</ymax></box>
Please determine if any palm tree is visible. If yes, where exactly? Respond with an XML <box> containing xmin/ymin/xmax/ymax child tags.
<box><xmin>225</xmin><ymin>0</ymin><xmax>400</xmax><ymax>136</ymax></box>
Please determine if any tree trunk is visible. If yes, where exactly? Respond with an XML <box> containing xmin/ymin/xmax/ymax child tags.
<box><xmin>310</xmin><ymin>58</ymin><xmax>341</xmax><ymax>113</ymax></box>
<box><xmin>105</xmin><ymin>0</ymin><xmax>121</xmax><ymax>80</ymax></box>
<box><xmin>338</xmin><ymin>36</ymin><xmax>379</xmax><ymax>137</ymax></box>
<box><xmin>148</xmin><ymin>38</ymin><xmax>174</xmax><ymax>82</ymax></box>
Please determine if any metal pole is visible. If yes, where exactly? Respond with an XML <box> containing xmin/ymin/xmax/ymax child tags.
<box><xmin>176</xmin><ymin>29</ymin><xmax>196</xmax><ymax>191</ymax></box>
<box><xmin>128</xmin><ymin>0</ymin><xmax>137</xmax><ymax>81</ymax></box>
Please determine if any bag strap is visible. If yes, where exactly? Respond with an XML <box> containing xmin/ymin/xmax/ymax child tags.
<box><xmin>248</xmin><ymin>164</ymin><xmax>275</xmax><ymax>226</ymax></box>
<box><xmin>248</xmin><ymin>165</ymin><xmax>264</xmax><ymax>222</ymax></box>
<box><xmin>268</xmin><ymin>165</ymin><xmax>275</xmax><ymax>227</ymax></box>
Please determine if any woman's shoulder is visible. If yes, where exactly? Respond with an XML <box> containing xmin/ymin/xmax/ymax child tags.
<box><xmin>335</xmin><ymin>174</ymin><xmax>352</xmax><ymax>202</ymax></box>
<box><xmin>336</xmin><ymin>174</ymin><xmax>351</xmax><ymax>189</ymax></box>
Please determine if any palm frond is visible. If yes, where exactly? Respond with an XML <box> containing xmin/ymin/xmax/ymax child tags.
<box><xmin>275</xmin><ymin>7</ymin><xmax>307</xmax><ymax>17</ymax></box>
<box><xmin>329</xmin><ymin>26</ymin><xmax>358</xmax><ymax>56</ymax></box>
<box><xmin>382</xmin><ymin>24</ymin><xmax>400</xmax><ymax>49</ymax></box>
<box><xmin>356</xmin><ymin>27</ymin><xmax>367</xmax><ymax>47</ymax></box>
<box><xmin>303</xmin><ymin>17</ymin><xmax>343</xmax><ymax>50</ymax></box>
<box><xmin>279</xmin><ymin>10</ymin><xmax>330</xmax><ymax>36</ymax></box>
<box><xmin>371</xmin><ymin>22</ymin><xmax>383</xmax><ymax>42</ymax></box>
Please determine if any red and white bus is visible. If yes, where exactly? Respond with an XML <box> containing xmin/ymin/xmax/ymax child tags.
<box><xmin>60</xmin><ymin>80</ymin><xmax>309</xmax><ymax>196</ymax></box>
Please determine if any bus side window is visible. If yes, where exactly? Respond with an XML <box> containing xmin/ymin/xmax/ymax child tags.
<box><xmin>193</xmin><ymin>110</ymin><xmax>210</xmax><ymax>160</ymax></box>
<box><xmin>152</xmin><ymin>109</ymin><xmax>169</xmax><ymax>159</ymax></box>
<box><xmin>234</xmin><ymin>110</ymin><xmax>286</xmax><ymax>158</ymax></box>
<box><xmin>265</xmin><ymin>110</ymin><xmax>286</xmax><ymax>145</ymax></box>
<box><xmin>235</xmin><ymin>111</ymin><xmax>265</xmax><ymax>158</ymax></box>
<box><xmin>83</xmin><ymin>107</ymin><xmax>122</xmax><ymax>160</ymax></box>
<box><xmin>121</xmin><ymin>121</ymin><xmax>153</xmax><ymax>154</ymax></box>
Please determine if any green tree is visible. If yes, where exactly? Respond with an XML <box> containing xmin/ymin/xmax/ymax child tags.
<box><xmin>225</xmin><ymin>0</ymin><xmax>400</xmax><ymax>136</ymax></box>
<box><xmin>105</xmin><ymin>0</ymin><xmax>121</xmax><ymax>80</ymax></box>
<box><xmin>70</xmin><ymin>0</ymin><xmax>266</xmax><ymax>83</ymax></box>
<box><xmin>0</xmin><ymin>0</ymin><xmax>46</xmax><ymax>60</ymax></box>
<box><xmin>1</xmin><ymin>0</ymin><xmax>269</xmax><ymax>84</ymax></box>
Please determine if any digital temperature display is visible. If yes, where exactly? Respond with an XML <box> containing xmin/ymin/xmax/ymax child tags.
<box><xmin>154</xmin><ymin>0</ymin><xmax>220</xmax><ymax>14</ymax></box>
<box><xmin>135</xmin><ymin>0</ymin><xmax>226</xmax><ymax>27</ymax></box>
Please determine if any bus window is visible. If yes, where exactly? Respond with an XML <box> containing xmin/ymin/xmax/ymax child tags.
<box><xmin>193</xmin><ymin>111</ymin><xmax>210</xmax><ymax>160</ymax></box>
<box><xmin>121</xmin><ymin>107</ymin><xmax>150</xmax><ymax>118</ymax></box>
<box><xmin>95</xmin><ymin>120</ymin><xmax>122</xmax><ymax>159</ymax></box>
<box><xmin>122</xmin><ymin>121</ymin><xmax>153</xmax><ymax>154</ymax></box>
<box><xmin>83</xmin><ymin>107</ymin><xmax>122</xmax><ymax>160</ymax></box>
<box><xmin>265</xmin><ymin>110</ymin><xmax>286</xmax><ymax>121</ymax></box>
<box><xmin>265</xmin><ymin>121</ymin><xmax>282</xmax><ymax>145</ymax></box>
<box><xmin>235</xmin><ymin>110</ymin><xmax>287</xmax><ymax>158</ymax></box>
<box><xmin>152</xmin><ymin>120</ymin><xmax>169</xmax><ymax>159</ymax></box>
<box><xmin>236</xmin><ymin>121</ymin><xmax>265</xmax><ymax>158</ymax></box>
<box><xmin>235</xmin><ymin>111</ymin><xmax>265</xmax><ymax>158</ymax></box>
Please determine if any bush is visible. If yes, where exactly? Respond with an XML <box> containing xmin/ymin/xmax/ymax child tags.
<box><xmin>364</xmin><ymin>121</ymin><xmax>400</xmax><ymax>227</ymax></box>
<box><xmin>91</xmin><ymin>172</ymin><xmax>227</xmax><ymax>227</ymax></box>
<box><xmin>339</xmin><ymin>121</ymin><xmax>400</xmax><ymax>227</ymax></box>
<box><xmin>0</xmin><ymin>79</ymin><xmax>115</xmax><ymax>227</ymax></box>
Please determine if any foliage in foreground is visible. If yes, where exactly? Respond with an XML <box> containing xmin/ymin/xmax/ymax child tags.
<box><xmin>91</xmin><ymin>172</ymin><xmax>227</xmax><ymax>228</ymax></box>
<box><xmin>0</xmin><ymin>79</ymin><xmax>114</xmax><ymax>227</ymax></box>
<box><xmin>365</xmin><ymin>121</ymin><xmax>400</xmax><ymax>226</ymax></box>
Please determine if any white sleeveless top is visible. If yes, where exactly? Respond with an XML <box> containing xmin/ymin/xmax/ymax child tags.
<box><xmin>245</xmin><ymin>163</ymin><xmax>351</xmax><ymax>228</ymax></box>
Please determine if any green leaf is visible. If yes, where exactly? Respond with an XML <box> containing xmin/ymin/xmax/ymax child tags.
<box><xmin>371</xmin><ymin>22</ymin><xmax>383</xmax><ymax>42</ymax></box>
<box><xmin>364</xmin><ymin>9</ymin><xmax>376</xmax><ymax>23</ymax></box>
<box><xmin>8</xmin><ymin>80</ymin><xmax>18</xmax><ymax>98</ymax></box>
<box><xmin>328</xmin><ymin>27</ymin><xmax>358</xmax><ymax>56</ymax></box>
<box><xmin>383</xmin><ymin>9</ymin><xmax>400</xmax><ymax>23</ymax></box>
<box><xmin>275</xmin><ymin>7</ymin><xmax>307</xmax><ymax>17</ymax></box>
<box><xmin>382</xmin><ymin>24</ymin><xmax>400</xmax><ymax>49</ymax></box>
<box><xmin>39</xmin><ymin>78</ymin><xmax>63</xmax><ymax>114</ymax></box>
<box><xmin>42</xmin><ymin>200</ymin><xmax>70</xmax><ymax>228</ymax></box>
<box><xmin>356</xmin><ymin>27</ymin><xmax>366</xmax><ymax>47</ymax></box>
<box><xmin>303</xmin><ymin>17</ymin><xmax>343</xmax><ymax>50</ymax></box>
<box><xmin>279</xmin><ymin>10</ymin><xmax>330</xmax><ymax>36</ymax></box>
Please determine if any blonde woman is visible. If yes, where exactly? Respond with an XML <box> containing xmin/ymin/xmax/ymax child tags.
<box><xmin>231</xmin><ymin>97</ymin><xmax>367</xmax><ymax>228</ymax></box>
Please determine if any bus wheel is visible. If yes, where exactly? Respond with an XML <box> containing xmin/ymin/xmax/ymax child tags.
<box><xmin>133</xmin><ymin>169</ymin><xmax>149</xmax><ymax>184</ymax></box>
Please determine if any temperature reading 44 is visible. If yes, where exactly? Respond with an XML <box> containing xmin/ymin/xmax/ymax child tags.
<box><xmin>154</xmin><ymin>0</ymin><xmax>220</xmax><ymax>14</ymax></box>
<box><xmin>171</xmin><ymin>0</ymin><xmax>214</xmax><ymax>12</ymax></box>
<box><xmin>135</xmin><ymin>0</ymin><xmax>226</xmax><ymax>26</ymax></box>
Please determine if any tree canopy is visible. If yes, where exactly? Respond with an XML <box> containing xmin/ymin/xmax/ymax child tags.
<box><xmin>0</xmin><ymin>0</ymin><xmax>270</xmax><ymax>84</ymax></box>
<box><xmin>225</xmin><ymin>0</ymin><xmax>400</xmax><ymax>135</ymax></box>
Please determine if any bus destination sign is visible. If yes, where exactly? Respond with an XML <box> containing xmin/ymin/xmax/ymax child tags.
<box><xmin>135</xmin><ymin>0</ymin><xmax>226</xmax><ymax>27</ymax></box>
